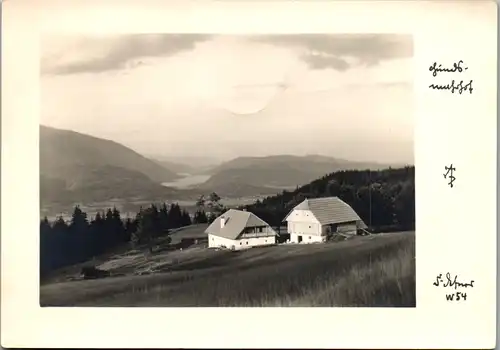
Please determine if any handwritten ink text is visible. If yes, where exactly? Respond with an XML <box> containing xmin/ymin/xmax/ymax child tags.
<box><xmin>445</xmin><ymin>291</ymin><xmax>468</xmax><ymax>301</ymax></box>
<box><xmin>429</xmin><ymin>60</ymin><xmax>468</xmax><ymax>77</ymax></box>
<box><xmin>429</xmin><ymin>79</ymin><xmax>473</xmax><ymax>95</ymax></box>
<box><xmin>428</xmin><ymin>60</ymin><xmax>473</xmax><ymax>95</ymax></box>
<box><xmin>443</xmin><ymin>164</ymin><xmax>456</xmax><ymax>188</ymax></box>
<box><xmin>433</xmin><ymin>273</ymin><xmax>474</xmax><ymax>289</ymax></box>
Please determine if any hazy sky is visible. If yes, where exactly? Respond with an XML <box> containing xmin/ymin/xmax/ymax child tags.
<box><xmin>41</xmin><ymin>34</ymin><xmax>414</xmax><ymax>164</ymax></box>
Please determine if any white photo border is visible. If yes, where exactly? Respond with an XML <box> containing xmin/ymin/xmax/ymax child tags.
<box><xmin>1</xmin><ymin>0</ymin><xmax>497</xmax><ymax>348</ymax></box>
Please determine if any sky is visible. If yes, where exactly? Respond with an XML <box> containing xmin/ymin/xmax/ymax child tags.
<box><xmin>41</xmin><ymin>34</ymin><xmax>414</xmax><ymax>164</ymax></box>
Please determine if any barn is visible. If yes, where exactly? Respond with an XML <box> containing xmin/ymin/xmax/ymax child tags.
<box><xmin>284</xmin><ymin>196</ymin><xmax>367</xmax><ymax>244</ymax></box>
<box><xmin>205</xmin><ymin>209</ymin><xmax>278</xmax><ymax>250</ymax></box>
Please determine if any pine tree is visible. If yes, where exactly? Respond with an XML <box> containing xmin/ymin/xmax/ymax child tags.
<box><xmin>90</xmin><ymin>211</ymin><xmax>106</xmax><ymax>256</ymax></box>
<box><xmin>51</xmin><ymin>216</ymin><xmax>70</xmax><ymax>269</ymax></box>
<box><xmin>149</xmin><ymin>204</ymin><xmax>161</xmax><ymax>235</ymax></box>
<box><xmin>52</xmin><ymin>216</ymin><xmax>68</xmax><ymax>231</ymax></box>
<box><xmin>181</xmin><ymin>210</ymin><xmax>192</xmax><ymax>226</ymax></box>
<box><xmin>159</xmin><ymin>203</ymin><xmax>169</xmax><ymax>232</ymax></box>
<box><xmin>40</xmin><ymin>216</ymin><xmax>51</xmax><ymax>233</ymax></box>
<box><xmin>69</xmin><ymin>206</ymin><xmax>89</xmax><ymax>261</ymax></box>
<box><xmin>70</xmin><ymin>205</ymin><xmax>89</xmax><ymax>232</ymax></box>
<box><xmin>130</xmin><ymin>208</ymin><xmax>143</xmax><ymax>248</ymax></box>
<box><xmin>103</xmin><ymin>208</ymin><xmax>115</xmax><ymax>249</ymax></box>
<box><xmin>124</xmin><ymin>217</ymin><xmax>135</xmax><ymax>242</ymax></box>
<box><xmin>39</xmin><ymin>216</ymin><xmax>53</xmax><ymax>275</ymax></box>
<box><xmin>111</xmin><ymin>206</ymin><xmax>125</xmax><ymax>243</ymax></box>
<box><xmin>193</xmin><ymin>210</ymin><xmax>208</xmax><ymax>224</ymax></box>
<box><xmin>167</xmin><ymin>203</ymin><xmax>182</xmax><ymax>229</ymax></box>
<box><xmin>133</xmin><ymin>206</ymin><xmax>159</xmax><ymax>253</ymax></box>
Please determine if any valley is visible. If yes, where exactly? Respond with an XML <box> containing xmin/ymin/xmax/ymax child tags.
<box><xmin>39</xmin><ymin>125</ymin><xmax>409</xmax><ymax>219</ymax></box>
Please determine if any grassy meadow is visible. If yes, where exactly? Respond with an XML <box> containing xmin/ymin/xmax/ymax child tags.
<box><xmin>40</xmin><ymin>225</ymin><xmax>415</xmax><ymax>307</ymax></box>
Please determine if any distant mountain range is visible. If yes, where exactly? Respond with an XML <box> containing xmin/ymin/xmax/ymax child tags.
<box><xmin>199</xmin><ymin>154</ymin><xmax>399</xmax><ymax>192</ymax></box>
<box><xmin>40</xmin><ymin>125</ymin><xmax>407</xmax><ymax>209</ymax></box>
<box><xmin>153</xmin><ymin>159</ymin><xmax>198</xmax><ymax>175</ymax></box>
<box><xmin>148</xmin><ymin>155</ymin><xmax>222</xmax><ymax>174</ymax></box>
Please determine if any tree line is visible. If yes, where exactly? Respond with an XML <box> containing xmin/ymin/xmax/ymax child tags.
<box><xmin>243</xmin><ymin>166</ymin><xmax>415</xmax><ymax>232</ymax></box>
<box><xmin>40</xmin><ymin>165</ymin><xmax>415</xmax><ymax>277</ymax></box>
<box><xmin>40</xmin><ymin>202</ymin><xmax>194</xmax><ymax>276</ymax></box>
<box><xmin>40</xmin><ymin>192</ymin><xmax>228</xmax><ymax>277</ymax></box>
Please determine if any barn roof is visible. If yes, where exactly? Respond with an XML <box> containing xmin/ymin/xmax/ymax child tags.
<box><xmin>205</xmin><ymin>209</ymin><xmax>277</xmax><ymax>240</ymax></box>
<box><xmin>284</xmin><ymin>196</ymin><xmax>367</xmax><ymax>228</ymax></box>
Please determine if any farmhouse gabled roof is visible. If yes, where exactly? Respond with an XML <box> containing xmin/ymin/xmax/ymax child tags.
<box><xmin>284</xmin><ymin>196</ymin><xmax>367</xmax><ymax>228</ymax></box>
<box><xmin>205</xmin><ymin>209</ymin><xmax>277</xmax><ymax>240</ymax></box>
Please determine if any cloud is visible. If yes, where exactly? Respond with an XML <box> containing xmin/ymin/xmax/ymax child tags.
<box><xmin>301</xmin><ymin>53</ymin><xmax>351</xmax><ymax>71</ymax></box>
<box><xmin>251</xmin><ymin>34</ymin><xmax>413</xmax><ymax>71</ymax></box>
<box><xmin>42</xmin><ymin>34</ymin><xmax>213</xmax><ymax>75</ymax></box>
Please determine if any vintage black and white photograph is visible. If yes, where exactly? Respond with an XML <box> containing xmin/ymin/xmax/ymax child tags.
<box><xmin>39</xmin><ymin>33</ymin><xmax>415</xmax><ymax>307</ymax></box>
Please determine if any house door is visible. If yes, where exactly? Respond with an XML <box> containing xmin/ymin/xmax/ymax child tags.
<box><xmin>298</xmin><ymin>235</ymin><xmax>303</xmax><ymax>243</ymax></box>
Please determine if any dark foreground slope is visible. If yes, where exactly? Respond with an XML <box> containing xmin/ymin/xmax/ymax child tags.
<box><xmin>40</xmin><ymin>230</ymin><xmax>415</xmax><ymax>307</ymax></box>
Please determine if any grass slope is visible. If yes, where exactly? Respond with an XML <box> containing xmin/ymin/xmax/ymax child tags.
<box><xmin>40</xmin><ymin>227</ymin><xmax>415</xmax><ymax>307</ymax></box>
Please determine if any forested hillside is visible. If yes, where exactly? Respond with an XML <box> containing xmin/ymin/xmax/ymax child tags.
<box><xmin>243</xmin><ymin>166</ymin><xmax>415</xmax><ymax>232</ymax></box>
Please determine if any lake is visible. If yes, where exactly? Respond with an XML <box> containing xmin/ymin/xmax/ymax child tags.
<box><xmin>161</xmin><ymin>173</ymin><xmax>211</xmax><ymax>189</ymax></box>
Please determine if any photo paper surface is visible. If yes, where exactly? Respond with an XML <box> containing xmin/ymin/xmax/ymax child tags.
<box><xmin>1</xmin><ymin>0</ymin><xmax>497</xmax><ymax>348</ymax></box>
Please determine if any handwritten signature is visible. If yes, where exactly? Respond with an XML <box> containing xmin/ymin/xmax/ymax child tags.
<box><xmin>429</xmin><ymin>79</ymin><xmax>473</xmax><ymax>94</ymax></box>
<box><xmin>428</xmin><ymin>60</ymin><xmax>473</xmax><ymax>94</ymax></box>
<box><xmin>433</xmin><ymin>273</ymin><xmax>474</xmax><ymax>289</ymax></box>
<box><xmin>429</xmin><ymin>60</ymin><xmax>468</xmax><ymax>77</ymax></box>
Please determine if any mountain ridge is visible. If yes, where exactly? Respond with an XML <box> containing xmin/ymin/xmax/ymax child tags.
<box><xmin>40</xmin><ymin>125</ymin><xmax>188</xmax><ymax>206</ymax></box>
<box><xmin>201</xmin><ymin>154</ymin><xmax>402</xmax><ymax>191</ymax></box>
<box><xmin>40</xmin><ymin>125</ymin><xmax>180</xmax><ymax>183</ymax></box>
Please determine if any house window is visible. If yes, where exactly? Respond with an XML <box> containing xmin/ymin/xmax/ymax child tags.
<box><xmin>309</xmin><ymin>236</ymin><xmax>311</xmax><ymax>240</ymax></box>
<box><xmin>246</xmin><ymin>241</ymin><xmax>249</xmax><ymax>245</ymax></box>
<box><xmin>309</xmin><ymin>225</ymin><xmax>311</xmax><ymax>228</ymax></box>
<box><xmin>240</xmin><ymin>242</ymin><xmax>242</xmax><ymax>245</ymax></box>
<box><xmin>212</xmin><ymin>238</ymin><xmax>214</xmax><ymax>241</ymax></box>
<box><xmin>257</xmin><ymin>227</ymin><xmax>263</xmax><ymax>233</ymax></box>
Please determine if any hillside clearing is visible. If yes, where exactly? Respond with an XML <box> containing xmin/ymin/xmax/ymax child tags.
<box><xmin>40</xmin><ymin>227</ymin><xmax>415</xmax><ymax>307</ymax></box>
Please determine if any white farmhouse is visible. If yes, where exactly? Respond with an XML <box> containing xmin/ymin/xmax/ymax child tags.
<box><xmin>284</xmin><ymin>196</ymin><xmax>367</xmax><ymax>244</ymax></box>
<box><xmin>205</xmin><ymin>209</ymin><xmax>277</xmax><ymax>250</ymax></box>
